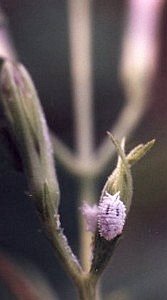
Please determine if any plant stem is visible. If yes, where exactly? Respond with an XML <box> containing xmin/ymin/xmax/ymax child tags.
<box><xmin>68</xmin><ymin>0</ymin><xmax>96</xmax><ymax>273</ymax></box>
<box><xmin>77</xmin><ymin>276</ymin><xmax>97</xmax><ymax>300</ymax></box>
<box><xmin>68</xmin><ymin>0</ymin><xmax>94</xmax><ymax>160</ymax></box>
<box><xmin>43</xmin><ymin>216</ymin><xmax>83</xmax><ymax>287</ymax></box>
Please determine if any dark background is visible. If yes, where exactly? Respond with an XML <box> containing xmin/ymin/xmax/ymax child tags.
<box><xmin>0</xmin><ymin>1</ymin><xmax>166</xmax><ymax>299</ymax></box>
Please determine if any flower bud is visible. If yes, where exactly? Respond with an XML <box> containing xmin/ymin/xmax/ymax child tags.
<box><xmin>0</xmin><ymin>60</ymin><xmax>60</xmax><ymax>220</ymax></box>
<box><xmin>90</xmin><ymin>134</ymin><xmax>155</xmax><ymax>279</ymax></box>
<box><xmin>102</xmin><ymin>135</ymin><xmax>132</xmax><ymax>214</ymax></box>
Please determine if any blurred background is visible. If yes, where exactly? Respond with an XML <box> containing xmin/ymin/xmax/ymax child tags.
<box><xmin>0</xmin><ymin>0</ymin><xmax>166</xmax><ymax>299</ymax></box>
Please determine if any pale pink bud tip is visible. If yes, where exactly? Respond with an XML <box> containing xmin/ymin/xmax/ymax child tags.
<box><xmin>81</xmin><ymin>203</ymin><xmax>99</xmax><ymax>232</ymax></box>
<box><xmin>98</xmin><ymin>192</ymin><xmax>126</xmax><ymax>241</ymax></box>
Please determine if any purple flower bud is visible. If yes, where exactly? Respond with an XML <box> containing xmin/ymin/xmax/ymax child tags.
<box><xmin>97</xmin><ymin>192</ymin><xmax>126</xmax><ymax>240</ymax></box>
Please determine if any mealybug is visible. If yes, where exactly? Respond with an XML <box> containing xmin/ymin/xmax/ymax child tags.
<box><xmin>97</xmin><ymin>192</ymin><xmax>126</xmax><ymax>240</ymax></box>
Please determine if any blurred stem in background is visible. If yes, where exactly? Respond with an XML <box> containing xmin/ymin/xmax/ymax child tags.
<box><xmin>0</xmin><ymin>253</ymin><xmax>58</xmax><ymax>300</ymax></box>
<box><xmin>0</xmin><ymin>7</ymin><xmax>16</xmax><ymax>60</ymax></box>
<box><xmin>67</xmin><ymin>0</ymin><xmax>95</xmax><ymax>271</ymax></box>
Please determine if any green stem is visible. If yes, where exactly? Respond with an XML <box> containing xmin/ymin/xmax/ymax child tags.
<box><xmin>77</xmin><ymin>276</ymin><xmax>97</xmax><ymax>300</ymax></box>
<box><xmin>43</xmin><ymin>216</ymin><xmax>83</xmax><ymax>287</ymax></box>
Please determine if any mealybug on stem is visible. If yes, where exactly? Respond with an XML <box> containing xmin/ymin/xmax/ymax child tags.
<box><xmin>98</xmin><ymin>192</ymin><xmax>126</xmax><ymax>240</ymax></box>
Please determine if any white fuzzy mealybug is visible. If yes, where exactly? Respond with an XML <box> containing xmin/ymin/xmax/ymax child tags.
<box><xmin>97</xmin><ymin>192</ymin><xmax>126</xmax><ymax>240</ymax></box>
